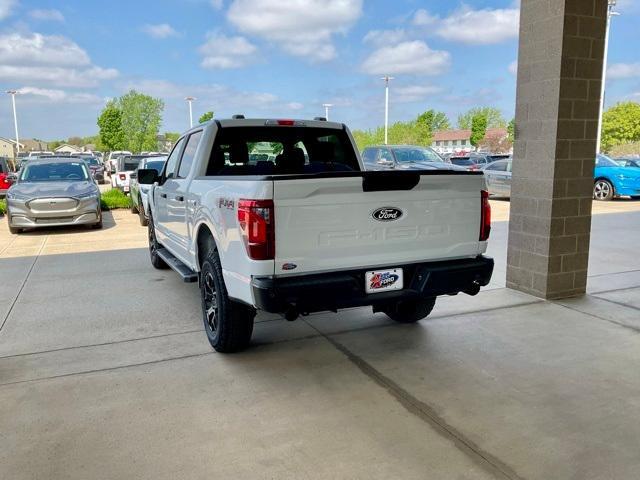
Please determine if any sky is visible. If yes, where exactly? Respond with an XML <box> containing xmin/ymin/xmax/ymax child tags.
<box><xmin>0</xmin><ymin>0</ymin><xmax>639</xmax><ymax>141</ymax></box>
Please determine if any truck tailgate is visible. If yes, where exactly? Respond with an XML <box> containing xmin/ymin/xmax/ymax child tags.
<box><xmin>273</xmin><ymin>172</ymin><xmax>485</xmax><ymax>275</ymax></box>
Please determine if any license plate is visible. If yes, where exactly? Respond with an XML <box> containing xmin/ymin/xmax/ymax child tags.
<box><xmin>365</xmin><ymin>268</ymin><xmax>403</xmax><ymax>294</ymax></box>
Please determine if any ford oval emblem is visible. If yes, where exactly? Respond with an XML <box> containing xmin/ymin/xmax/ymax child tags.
<box><xmin>372</xmin><ymin>207</ymin><xmax>403</xmax><ymax>222</ymax></box>
<box><xmin>282</xmin><ymin>263</ymin><xmax>297</xmax><ymax>271</ymax></box>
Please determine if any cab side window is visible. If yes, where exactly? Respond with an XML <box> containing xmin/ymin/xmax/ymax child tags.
<box><xmin>486</xmin><ymin>161</ymin><xmax>507</xmax><ymax>172</ymax></box>
<box><xmin>177</xmin><ymin>131</ymin><xmax>203</xmax><ymax>179</ymax></box>
<box><xmin>164</xmin><ymin>137</ymin><xmax>186</xmax><ymax>180</ymax></box>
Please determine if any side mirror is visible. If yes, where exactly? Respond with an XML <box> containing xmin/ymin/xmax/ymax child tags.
<box><xmin>137</xmin><ymin>169</ymin><xmax>159</xmax><ymax>185</ymax></box>
<box><xmin>6</xmin><ymin>173</ymin><xmax>17</xmax><ymax>185</ymax></box>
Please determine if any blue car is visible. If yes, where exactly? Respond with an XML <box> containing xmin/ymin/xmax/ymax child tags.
<box><xmin>594</xmin><ymin>154</ymin><xmax>640</xmax><ymax>201</ymax></box>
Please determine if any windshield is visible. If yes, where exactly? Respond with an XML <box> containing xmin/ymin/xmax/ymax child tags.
<box><xmin>145</xmin><ymin>160</ymin><xmax>166</xmax><ymax>173</ymax></box>
<box><xmin>596</xmin><ymin>154</ymin><xmax>618</xmax><ymax>167</ymax></box>
<box><xmin>84</xmin><ymin>158</ymin><xmax>100</xmax><ymax>166</ymax></box>
<box><xmin>19</xmin><ymin>162</ymin><xmax>90</xmax><ymax>182</ymax></box>
<box><xmin>391</xmin><ymin>147</ymin><xmax>442</xmax><ymax>163</ymax></box>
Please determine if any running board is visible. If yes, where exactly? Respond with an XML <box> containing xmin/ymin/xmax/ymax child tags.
<box><xmin>156</xmin><ymin>248</ymin><xmax>198</xmax><ymax>283</ymax></box>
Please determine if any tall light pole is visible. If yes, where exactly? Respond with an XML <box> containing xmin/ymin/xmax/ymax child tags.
<box><xmin>6</xmin><ymin>90</ymin><xmax>20</xmax><ymax>155</ymax></box>
<box><xmin>596</xmin><ymin>0</ymin><xmax>620</xmax><ymax>153</ymax></box>
<box><xmin>381</xmin><ymin>76</ymin><xmax>394</xmax><ymax>145</ymax></box>
<box><xmin>185</xmin><ymin>96</ymin><xmax>196</xmax><ymax>128</ymax></box>
<box><xmin>322</xmin><ymin>103</ymin><xmax>333</xmax><ymax>121</ymax></box>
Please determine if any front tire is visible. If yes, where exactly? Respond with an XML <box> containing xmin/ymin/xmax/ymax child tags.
<box><xmin>383</xmin><ymin>297</ymin><xmax>436</xmax><ymax>323</ymax></box>
<box><xmin>594</xmin><ymin>179</ymin><xmax>614</xmax><ymax>201</ymax></box>
<box><xmin>148</xmin><ymin>211</ymin><xmax>168</xmax><ymax>269</ymax></box>
<box><xmin>200</xmin><ymin>248</ymin><xmax>255</xmax><ymax>353</ymax></box>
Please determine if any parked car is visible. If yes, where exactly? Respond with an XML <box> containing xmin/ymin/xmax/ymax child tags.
<box><xmin>27</xmin><ymin>151</ymin><xmax>54</xmax><ymax>158</ymax></box>
<box><xmin>361</xmin><ymin>145</ymin><xmax>463</xmax><ymax>171</ymax></box>
<box><xmin>106</xmin><ymin>150</ymin><xmax>132</xmax><ymax>177</ymax></box>
<box><xmin>130</xmin><ymin>156</ymin><xmax>167</xmax><ymax>226</ymax></box>
<box><xmin>594</xmin><ymin>154</ymin><xmax>640</xmax><ymax>201</ymax></box>
<box><xmin>112</xmin><ymin>154</ymin><xmax>161</xmax><ymax>194</ymax></box>
<box><xmin>0</xmin><ymin>156</ymin><xmax>15</xmax><ymax>197</ymax></box>
<box><xmin>79</xmin><ymin>156</ymin><xmax>106</xmax><ymax>184</ymax></box>
<box><xmin>481</xmin><ymin>158</ymin><xmax>512</xmax><ymax>198</ymax></box>
<box><xmin>5</xmin><ymin>157</ymin><xmax>102</xmax><ymax>233</ymax></box>
<box><xmin>137</xmin><ymin>117</ymin><xmax>493</xmax><ymax>352</ymax></box>
<box><xmin>449</xmin><ymin>152</ymin><xmax>496</xmax><ymax>170</ymax></box>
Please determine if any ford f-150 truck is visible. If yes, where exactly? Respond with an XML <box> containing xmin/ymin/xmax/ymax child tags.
<box><xmin>138</xmin><ymin>117</ymin><xmax>493</xmax><ymax>353</ymax></box>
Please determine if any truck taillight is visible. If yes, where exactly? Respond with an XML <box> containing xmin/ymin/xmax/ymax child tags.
<box><xmin>480</xmin><ymin>190</ymin><xmax>491</xmax><ymax>241</ymax></box>
<box><xmin>238</xmin><ymin>199</ymin><xmax>275</xmax><ymax>260</ymax></box>
<box><xmin>119</xmin><ymin>174</ymin><xmax>126</xmax><ymax>180</ymax></box>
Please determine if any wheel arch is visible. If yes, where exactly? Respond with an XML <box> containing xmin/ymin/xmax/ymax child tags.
<box><xmin>195</xmin><ymin>223</ymin><xmax>217</xmax><ymax>271</ymax></box>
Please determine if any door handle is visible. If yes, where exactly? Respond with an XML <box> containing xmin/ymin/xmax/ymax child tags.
<box><xmin>175</xmin><ymin>195</ymin><xmax>184</xmax><ymax>202</ymax></box>
<box><xmin>159</xmin><ymin>193</ymin><xmax>167</xmax><ymax>198</ymax></box>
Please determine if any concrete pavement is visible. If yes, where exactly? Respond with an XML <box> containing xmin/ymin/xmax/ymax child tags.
<box><xmin>1</xmin><ymin>204</ymin><xmax>640</xmax><ymax>479</ymax></box>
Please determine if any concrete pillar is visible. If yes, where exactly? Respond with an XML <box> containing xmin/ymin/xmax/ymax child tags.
<box><xmin>507</xmin><ymin>0</ymin><xmax>607</xmax><ymax>299</ymax></box>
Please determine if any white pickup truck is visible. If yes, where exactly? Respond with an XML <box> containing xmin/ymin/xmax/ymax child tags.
<box><xmin>138</xmin><ymin>117</ymin><xmax>493</xmax><ymax>353</ymax></box>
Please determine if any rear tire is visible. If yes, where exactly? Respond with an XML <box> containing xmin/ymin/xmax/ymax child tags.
<box><xmin>138</xmin><ymin>196</ymin><xmax>148</xmax><ymax>226</ymax></box>
<box><xmin>383</xmin><ymin>297</ymin><xmax>436</xmax><ymax>323</ymax></box>
<box><xmin>200</xmin><ymin>248</ymin><xmax>255</xmax><ymax>353</ymax></box>
<box><xmin>148</xmin><ymin>211</ymin><xmax>168</xmax><ymax>269</ymax></box>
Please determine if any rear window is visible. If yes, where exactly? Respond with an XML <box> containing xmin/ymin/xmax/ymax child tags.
<box><xmin>205</xmin><ymin>127</ymin><xmax>360</xmax><ymax>176</ymax></box>
<box><xmin>450</xmin><ymin>157</ymin><xmax>474</xmax><ymax>166</ymax></box>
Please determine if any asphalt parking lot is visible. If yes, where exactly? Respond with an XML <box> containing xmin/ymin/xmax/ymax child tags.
<box><xmin>2</xmin><ymin>201</ymin><xmax>640</xmax><ymax>479</ymax></box>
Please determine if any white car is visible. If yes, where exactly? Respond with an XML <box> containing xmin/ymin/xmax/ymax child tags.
<box><xmin>139</xmin><ymin>117</ymin><xmax>493</xmax><ymax>353</ymax></box>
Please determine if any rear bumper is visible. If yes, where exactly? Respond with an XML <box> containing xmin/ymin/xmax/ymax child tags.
<box><xmin>251</xmin><ymin>256</ymin><xmax>494</xmax><ymax>314</ymax></box>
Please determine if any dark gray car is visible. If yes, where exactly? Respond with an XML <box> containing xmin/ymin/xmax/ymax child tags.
<box><xmin>361</xmin><ymin>145</ymin><xmax>465</xmax><ymax>171</ymax></box>
<box><xmin>481</xmin><ymin>158</ymin><xmax>512</xmax><ymax>198</ymax></box>
<box><xmin>5</xmin><ymin>157</ymin><xmax>102</xmax><ymax>234</ymax></box>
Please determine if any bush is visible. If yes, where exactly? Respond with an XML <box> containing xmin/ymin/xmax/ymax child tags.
<box><xmin>0</xmin><ymin>198</ymin><xmax>6</xmax><ymax>215</ymax></box>
<box><xmin>100</xmin><ymin>188</ymin><xmax>131</xmax><ymax>210</ymax></box>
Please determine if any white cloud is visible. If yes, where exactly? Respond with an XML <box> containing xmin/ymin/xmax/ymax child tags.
<box><xmin>16</xmin><ymin>86</ymin><xmax>103</xmax><ymax>104</ymax></box>
<box><xmin>227</xmin><ymin>0</ymin><xmax>363</xmax><ymax>62</ymax></box>
<box><xmin>141</xmin><ymin>23</ymin><xmax>179</xmax><ymax>39</ymax></box>
<box><xmin>363</xmin><ymin>29</ymin><xmax>407</xmax><ymax>47</ymax></box>
<box><xmin>29</xmin><ymin>9</ymin><xmax>65</xmax><ymax>22</ymax></box>
<box><xmin>0</xmin><ymin>0</ymin><xmax>17</xmax><ymax>20</ymax></box>
<box><xmin>361</xmin><ymin>41</ymin><xmax>450</xmax><ymax>76</ymax></box>
<box><xmin>608</xmin><ymin>63</ymin><xmax>640</xmax><ymax>79</ymax></box>
<box><xmin>199</xmin><ymin>33</ymin><xmax>257</xmax><ymax>69</ymax></box>
<box><xmin>0</xmin><ymin>33</ymin><xmax>118</xmax><ymax>87</ymax></box>
<box><xmin>508</xmin><ymin>60</ymin><xmax>518</xmax><ymax>75</ymax></box>
<box><xmin>123</xmin><ymin>79</ymin><xmax>304</xmax><ymax>116</ymax></box>
<box><xmin>412</xmin><ymin>9</ymin><xmax>438</xmax><ymax>26</ymax></box>
<box><xmin>414</xmin><ymin>7</ymin><xmax>519</xmax><ymax>45</ymax></box>
<box><xmin>393</xmin><ymin>84</ymin><xmax>442</xmax><ymax>103</ymax></box>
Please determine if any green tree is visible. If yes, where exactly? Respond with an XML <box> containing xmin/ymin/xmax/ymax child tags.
<box><xmin>470</xmin><ymin>114</ymin><xmax>488</xmax><ymax>148</ymax></box>
<box><xmin>164</xmin><ymin>132</ymin><xmax>180</xmax><ymax>143</ymax></box>
<box><xmin>199</xmin><ymin>111</ymin><xmax>214</xmax><ymax>123</ymax></box>
<box><xmin>416</xmin><ymin>109</ymin><xmax>450</xmax><ymax>133</ymax></box>
<box><xmin>458</xmin><ymin>107</ymin><xmax>506</xmax><ymax>129</ymax></box>
<box><xmin>116</xmin><ymin>90</ymin><xmax>164</xmax><ymax>152</ymax></box>
<box><xmin>97</xmin><ymin>101</ymin><xmax>125</xmax><ymax>151</ymax></box>
<box><xmin>507</xmin><ymin>118</ymin><xmax>515</xmax><ymax>143</ymax></box>
<box><xmin>601</xmin><ymin>101</ymin><xmax>640</xmax><ymax>152</ymax></box>
<box><xmin>48</xmin><ymin>139</ymin><xmax>64</xmax><ymax>150</ymax></box>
